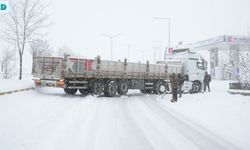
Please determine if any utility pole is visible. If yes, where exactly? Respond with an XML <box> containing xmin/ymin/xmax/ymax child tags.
<box><xmin>153</xmin><ymin>17</ymin><xmax>171</xmax><ymax>60</ymax></box>
<box><xmin>122</xmin><ymin>44</ymin><xmax>136</xmax><ymax>60</ymax></box>
<box><xmin>102</xmin><ymin>33</ymin><xmax>122</xmax><ymax>60</ymax></box>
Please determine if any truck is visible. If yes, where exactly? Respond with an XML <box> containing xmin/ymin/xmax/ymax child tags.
<box><xmin>32</xmin><ymin>55</ymin><xmax>182</xmax><ymax>97</ymax></box>
<box><xmin>32</xmin><ymin>48</ymin><xmax>206</xmax><ymax>96</ymax></box>
<box><xmin>165</xmin><ymin>48</ymin><xmax>207</xmax><ymax>93</ymax></box>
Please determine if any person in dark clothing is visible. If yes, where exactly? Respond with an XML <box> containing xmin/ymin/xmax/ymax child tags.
<box><xmin>203</xmin><ymin>71</ymin><xmax>211</xmax><ymax>92</ymax></box>
<box><xmin>184</xmin><ymin>74</ymin><xmax>189</xmax><ymax>81</ymax></box>
<box><xmin>170</xmin><ymin>73</ymin><xmax>178</xmax><ymax>102</ymax></box>
<box><xmin>177</xmin><ymin>73</ymin><xmax>184</xmax><ymax>97</ymax></box>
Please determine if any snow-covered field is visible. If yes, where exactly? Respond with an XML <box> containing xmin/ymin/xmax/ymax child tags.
<box><xmin>0</xmin><ymin>80</ymin><xmax>249</xmax><ymax>150</ymax></box>
<box><xmin>0</xmin><ymin>79</ymin><xmax>34</xmax><ymax>92</ymax></box>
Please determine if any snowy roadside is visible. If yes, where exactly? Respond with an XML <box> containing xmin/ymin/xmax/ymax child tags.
<box><xmin>157</xmin><ymin>80</ymin><xmax>250</xmax><ymax>149</ymax></box>
<box><xmin>0</xmin><ymin>79</ymin><xmax>34</xmax><ymax>93</ymax></box>
<box><xmin>0</xmin><ymin>80</ymin><xmax>249</xmax><ymax>150</ymax></box>
<box><xmin>227</xmin><ymin>89</ymin><xmax>250</xmax><ymax>96</ymax></box>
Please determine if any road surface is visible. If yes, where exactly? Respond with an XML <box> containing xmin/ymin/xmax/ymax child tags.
<box><xmin>0</xmin><ymin>83</ymin><xmax>246</xmax><ymax>150</ymax></box>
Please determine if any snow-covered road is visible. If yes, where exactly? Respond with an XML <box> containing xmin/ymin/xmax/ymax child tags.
<box><xmin>0</xmin><ymin>80</ymin><xmax>249</xmax><ymax>150</ymax></box>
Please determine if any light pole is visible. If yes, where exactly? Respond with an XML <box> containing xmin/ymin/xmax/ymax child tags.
<box><xmin>102</xmin><ymin>33</ymin><xmax>122</xmax><ymax>60</ymax></box>
<box><xmin>153</xmin><ymin>17</ymin><xmax>171</xmax><ymax>60</ymax></box>
<box><xmin>122</xmin><ymin>44</ymin><xmax>136</xmax><ymax>60</ymax></box>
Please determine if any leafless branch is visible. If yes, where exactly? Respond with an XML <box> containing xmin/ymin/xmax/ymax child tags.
<box><xmin>0</xmin><ymin>48</ymin><xmax>16</xmax><ymax>79</ymax></box>
<box><xmin>3</xmin><ymin>0</ymin><xmax>49</xmax><ymax>79</ymax></box>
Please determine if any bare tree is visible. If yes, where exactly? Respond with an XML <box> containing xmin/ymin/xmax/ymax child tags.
<box><xmin>29</xmin><ymin>39</ymin><xmax>53</xmax><ymax>56</ymax></box>
<box><xmin>4</xmin><ymin>0</ymin><xmax>49</xmax><ymax>80</ymax></box>
<box><xmin>0</xmin><ymin>48</ymin><xmax>16</xmax><ymax>79</ymax></box>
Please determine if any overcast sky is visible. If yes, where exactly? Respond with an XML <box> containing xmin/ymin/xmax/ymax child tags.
<box><xmin>45</xmin><ymin>0</ymin><xmax>250</xmax><ymax>61</ymax></box>
<box><xmin>1</xmin><ymin>0</ymin><xmax>250</xmax><ymax>72</ymax></box>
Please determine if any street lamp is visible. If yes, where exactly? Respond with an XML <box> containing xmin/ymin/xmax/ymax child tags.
<box><xmin>122</xmin><ymin>44</ymin><xmax>136</xmax><ymax>60</ymax></box>
<box><xmin>153</xmin><ymin>17</ymin><xmax>171</xmax><ymax>60</ymax></box>
<box><xmin>102</xmin><ymin>33</ymin><xmax>122</xmax><ymax>60</ymax></box>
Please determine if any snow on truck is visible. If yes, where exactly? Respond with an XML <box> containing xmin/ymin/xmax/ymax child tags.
<box><xmin>32</xmin><ymin>48</ymin><xmax>207</xmax><ymax>96</ymax></box>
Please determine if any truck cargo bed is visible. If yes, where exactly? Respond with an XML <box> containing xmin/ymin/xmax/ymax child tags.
<box><xmin>32</xmin><ymin>56</ymin><xmax>177</xmax><ymax>80</ymax></box>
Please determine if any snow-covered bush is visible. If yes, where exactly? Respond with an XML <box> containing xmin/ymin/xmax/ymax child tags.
<box><xmin>226</xmin><ymin>53</ymin><xmax>250</xmax><ymax>90</ymax></box>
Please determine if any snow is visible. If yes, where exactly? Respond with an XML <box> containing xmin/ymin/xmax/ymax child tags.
<box><xmin>0</xmin><ymin>79</ymin><xmax>34</xmax><ymax>93</ymax></box>
<box><xmin>227</xmin><ymin>89</ymin><xmax>250</xmax><ymax>95</ymax></box>
<box><xmin>0</xmin><ymin>80</ymin><xmax>249</xmax><ymax>150</ymax></box>
<box><xmin>157</xmin><ymin>80</ymin><xmax>250</xmax><ymax>149</ymax></box>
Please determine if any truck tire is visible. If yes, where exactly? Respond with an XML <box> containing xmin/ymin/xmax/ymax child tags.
<box><xmin>104</xmin><ymin>80</ymin><xmax>117</xmax><ymax>97</ymax></box>
<box><xmin>140</xmin><ymin>89</ymin><xmax>152</xmax><ymax>94</ymax></box>
<box><xmin>153</xmin><ymin>81</ymin><xmax>160</xmax><ymax>94</ymax></box>
<box><xmin>155</xmin><ymin>81</ymin><xmax>167</xmax><ymax>94</ymax></box>
<box><xmin>191</xmin><ymin>81</ymin><xmax>201</xmax><ymax>93</ymax></box>
<box><xmin>140</xmin><ymin>89</ymin><xmax>146</xmax><ymax>93</ymax></box>
<box><xmin>145</xmin><ymin>89</ymin><xmax>153</xmax><ymax>94</ymax></box>
<box><xmin>117</xmin><ymin>81</ymin><xmax>129</xmax><ymax>95</ymax></box>
<box><xmin>79</xmin><ymin>89</ymin><xmax>89</xmax><ymax>96</ymax></box>
<box><xmin>90</xmin><ymin>80</ymin><xmax>104</xmax><ymax>96</ymax></box>
<box><xmin>64</xmin><ymin>88</ymin><xmax>77</xmax><ymax>95</ymax></box>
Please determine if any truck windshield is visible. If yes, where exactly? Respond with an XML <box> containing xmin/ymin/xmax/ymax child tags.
<box><xmin>197</xmin><ymin>59</ymin><xmax>207</xmax><ymax>70</ymax></box>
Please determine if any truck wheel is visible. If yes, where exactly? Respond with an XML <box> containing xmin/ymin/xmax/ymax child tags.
<box><xmin>145</xmin><ymin>89</ymin><xmax>153</xmax><ymax>94</ymax></box>
<box><xmin>79</xmin><ymin>89</ymin><xmax>89</xmax><ymax>96</ymax></box>
<box><xmin>140</xmin><ymin>89</ymin><xmax>152</xmax><ymax>94</ymax></box>
<box><xmin>117</xmin><ymin>81</ymin><xmax>129</xmax><ymax>95</ymax></box>
<box><xmin>64</xmin><ymin>88</ymin><xmax>77</xmax><ymax>95</ymax></box>
<box><xmin>156</xmin><ymin>81</ymin><xmax>167</xmax><ymax>94</ymax></box>
<box><xmin>140</xmin><ymin>89</ymin><xmax>146</xmax><ymax>93</ymax></box>
<box><xmin>90</xmin><ymin>80</ymin><xmax>104</xmax><ymax>96</ymax></box>
<box><xmin>191</xmin><ymin>81</ymin><xmax>201</xmax><ymax>93</ymax></box>
<box><xmin>104</xmin><ymin>80</ymin><xmax>117</xmax><ymax>97</ymax></box>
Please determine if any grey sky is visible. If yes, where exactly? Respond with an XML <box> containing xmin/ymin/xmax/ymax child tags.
<box><xmin>1</xmin><ymin>0</ymin><xmax>250</xmax><ymax>72</ymax></box>
<box><xmin>46</xmin><ymin>0</ymin><xmax>250</xmax><ymax>61</ymax></box>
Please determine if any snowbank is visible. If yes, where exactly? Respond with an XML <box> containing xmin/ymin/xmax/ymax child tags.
<box><xmin>0</xmin><ymin>79</ymin><xmax>34</xmax><ymax>93</ymax></box>
<box><xmin>227</xmin><ymin>89</ymin><xmax>250</xmax><ymax>96</ymax></box>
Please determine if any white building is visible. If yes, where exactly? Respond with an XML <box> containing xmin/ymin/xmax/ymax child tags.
<box><xmin>188</xmin><ymin>35</ymin><xmax>250</xmax><ymax>80</ymax></box>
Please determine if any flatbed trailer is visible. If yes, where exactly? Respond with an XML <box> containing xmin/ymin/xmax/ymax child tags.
<box><xmin>32</xmin><ymin>55</ymin><xmax>182</xmax><ymax>97</ymax></box>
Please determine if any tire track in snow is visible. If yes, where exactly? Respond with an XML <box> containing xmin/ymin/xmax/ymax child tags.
<box><xmin>126</xmin><ymin>99</ymin><xmax>180</xmax><ymax>150</ymax></box>
<box><xmin>141</xmin><ymin>97</ymin><xmax>242</xmax><ymax>150</ymax></box>
<box><xmin>81</xmin><ymin>99</ymin><xmax>104</xmax><ymax>150</ymax></box>
<box><xmin>86</xmin><ymin>99</ymin><xmax>121</xmax><ymax>150</ymax></box>
<box><xmin>113</xmin><ymin>99</ymin><xmax>155</xmax><ymax>150</ymax></box>
<box><xmin>33</xmin><ymin>97</ymin><xmax>97</xmax><ymax>150</ymax></box>
<box><xmin>0</xmin><ymin>91</ymin><xmax>87</xmax><ymax>150</ymax></box>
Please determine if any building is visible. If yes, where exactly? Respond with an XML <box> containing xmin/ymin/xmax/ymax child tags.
<box><xmin>189</xmin><ymin>35</ymin><xmax>250</xmax><ymax>80</ymax></box>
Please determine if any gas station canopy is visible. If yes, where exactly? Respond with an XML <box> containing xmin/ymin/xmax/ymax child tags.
<box><xmin>189</xmin><ymin>35</ymin><xmax>250</xmax><ymax>51</ymax></box>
